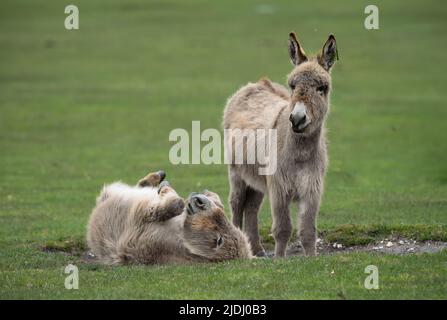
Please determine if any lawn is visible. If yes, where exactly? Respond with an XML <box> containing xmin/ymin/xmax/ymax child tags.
<box><xmin>0</xmin><ymin>0</ymin><xmax>446</xmax><ymax>299</ymax></box>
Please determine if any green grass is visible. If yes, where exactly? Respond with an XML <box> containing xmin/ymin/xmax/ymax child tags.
<box><xmin>0</xmin><ymin>0</ymin><xmax>446</xmax><ymax>299</ymax></box>
<box><xmin>2</xmin><ymin>250</ymin><xmax>446</xmax><ymax>299</ymax></box>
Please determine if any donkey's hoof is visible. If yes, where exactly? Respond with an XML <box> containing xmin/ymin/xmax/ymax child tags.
<box><xmin>255</xmin><ymin>250</ymin><xmax>268</xmax><ymax>258</ymax></box>
<box><xmin>156</xmin><ymin>170</ymin><xmax>166</xmax><ymax>182</ymax></box>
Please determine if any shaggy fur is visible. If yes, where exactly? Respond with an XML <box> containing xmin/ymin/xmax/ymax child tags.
<box><xmin>87</xmin><ymin>172</ymin><xmax>252</xmax><ymax>265</ymax></box>
<box><xmin>223</xmin><ymin>33</ymin><xmax>338</xmax><ymax>257</ymax></box>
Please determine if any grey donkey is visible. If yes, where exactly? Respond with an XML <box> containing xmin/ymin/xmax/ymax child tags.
<box><xmin>223</xmin><ymin>32</ymin><xmax>338</xmax><ymax>257</ymax></box>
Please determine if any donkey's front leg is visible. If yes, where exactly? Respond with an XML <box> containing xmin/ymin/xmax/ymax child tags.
<box><xmin>134</xmin><ymin>182</ymin><xmax>185</xmax><ymax>224</ymax></box>
<box><xmin>229</xmin><ymin>168</ymin><xmax>246</xmax><ymax>229</ymax></box>
<box><xmin>155</xmin><ymin>181</ymin><xmax>185</xmax><ymax>221</ymax></box>
<box><xmin>270</xmin><ymin>190</ymin><xmax>292</xmax><ymax>258</ymax></box>
<box><xmin>298</xmin><ymin>192</ymin><xmax>320</xmax><ymax>256</ymax></box>
<box><xmin>137</xmin><ymin>170</ymin><xmax>166</xmax><ymax>188</ymax></box>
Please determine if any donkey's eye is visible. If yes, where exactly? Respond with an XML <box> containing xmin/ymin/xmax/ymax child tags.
<box><xmin>216</xmin><ymin>236</ymin><xmax>224</xmax><ymax>248</ymax></box>
<box><xmin>317</xmin><ymin>85</ymin><xmax>328</xmax><ymax>95</ymax></box>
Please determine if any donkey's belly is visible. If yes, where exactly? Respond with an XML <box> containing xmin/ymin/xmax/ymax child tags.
<box><xmin>236</xmin><ymin>164</ymin><xmax>268</xmax><ymax>193</ymax></box>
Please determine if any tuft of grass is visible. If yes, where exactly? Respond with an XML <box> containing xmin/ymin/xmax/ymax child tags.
<box><xmin>42</xmin><ymin>237</ymin><xmax>86</xmax><ymax>256</ymax></box>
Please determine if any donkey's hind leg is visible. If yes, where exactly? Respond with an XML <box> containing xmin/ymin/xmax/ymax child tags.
<box><xmin>243</xmin><ymin>186</ymin><xmax>266</xmax><ymax>256</ymax></box>
<box><xmin>228</xmin><ymin>168</ymin><xmax>246</xmax><ymax>229</ymax></box>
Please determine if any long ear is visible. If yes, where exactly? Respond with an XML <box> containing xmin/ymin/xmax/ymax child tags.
<box><xmin>288</xmin><ymin>32</ymin><xmax>307</xmax><ymax>66</ymax></box>
<box><xmin>318</xmin><ymin>34</ymin><xmax>338</xmax><ymax>71</ymax></box>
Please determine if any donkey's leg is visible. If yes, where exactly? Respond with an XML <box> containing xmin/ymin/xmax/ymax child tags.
<box><xmin>243</xmin><ymin>186</ymin><xmax>265</xmax><ymax>256</ymax></box>
<box><xmin>298</xmin><ymin>192</ymin><xmax>320</xmax><ymax>256</ymax></box>
<box><xmin>270</xmin><ymin>188</ymin><xmax>292</xmax><ymax>258</ymax></box>
<box><xmin>228</xmin><ymin>168</ymin><xmax>246</xmax><ymax>229</ymax></box>
<box><xmin>137</xmin><ymin>170</ymin><xmax>166</xmax><ymax>187</ymax></box>
<box><xmin>151</xmin><ymin>181</ymin><xmax>185</xmax><ymax>221</ymax></box>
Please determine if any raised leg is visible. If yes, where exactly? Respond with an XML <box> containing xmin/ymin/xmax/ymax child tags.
<box><xmin>270</xmin><ymin>189</ymin><xmax>292</xmax><ymax>258</ymax></box>
<box><xmin>133</xmin><ymin>181</ymin><xmax>184</xmax><ymax>223</ymax></box>
<box><xmin>155</xmin><ymin>181</ymin><xmax>185</xmax><ymax>221</ymax></box>
<box><xmin>297</xmin><ymin>192</ymin><xmax>320</xmax><ymax>256</ymax></box>
<box><xmin>228</xmin><ymin>168</ymin><xmax>246</xmax><ymax>229</ymax></box>
<box><xmin>243</xmin><ymin>186</ymin><xmax>265</xmax><ymax>256</ymax></box>
<box><xmin>137</xmin><ymin>170</ymin><xmax>166</xmax><ymax>187</ymax></box>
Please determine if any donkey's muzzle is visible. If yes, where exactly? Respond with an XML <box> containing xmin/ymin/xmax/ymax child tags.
<box><xmin>290</xmin><ymin>113</ymin><xmax>307</xmax><ymax>128</ymax></box>
<box><xmin>290</xmin><ymin>102</ymin><xmax>310</xmax><ymax>133</ymax></box>
<box><xmin>186</xmin><ymin>193</ymin><xmax>211</xmax><ymax>215</ymax></box>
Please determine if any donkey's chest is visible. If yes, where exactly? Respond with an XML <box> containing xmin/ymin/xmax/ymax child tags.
<box><xmin>276</xmin><ymin>157</ymin><xmax>325</xmax><ymax>193</ymax></box>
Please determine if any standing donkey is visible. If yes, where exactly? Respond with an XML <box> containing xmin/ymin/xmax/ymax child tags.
<box><xmin>223</xmin><ymin>32</ymin><xmax>338</xmax><ymax>257</ymax></box>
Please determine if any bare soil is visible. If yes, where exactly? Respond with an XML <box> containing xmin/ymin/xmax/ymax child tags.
<box><xmin>266</xmin><ymin>237</ymin><xmax>447</xmax><ymax>257</ymax></box>
<box><xmin>43</xmin><ymin>237</ymin><xmax>447</xmax><ymax>261</ymax></box>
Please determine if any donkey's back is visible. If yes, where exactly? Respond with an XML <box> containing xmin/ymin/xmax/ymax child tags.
<box><xmin>223</xmin><ymin>79</ymin><xmax>290</xmax><ymax>131</ymax></box>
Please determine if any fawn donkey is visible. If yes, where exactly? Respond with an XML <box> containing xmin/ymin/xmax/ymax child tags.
<box><xmin>223</xmin><ymin>33</ymin><xmax>338</xmax><ymax>257</ymax></box>
<box><xmin>87</xmin><ymin>171</ymin><xmax>252</xmax><ymax>265</ymax></box>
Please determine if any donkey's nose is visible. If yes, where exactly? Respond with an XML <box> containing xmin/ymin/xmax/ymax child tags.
<box><xmin>290</xmin><ymin>102</ymin><xmax>310</xmax><ymax>132</ymax></box>
<box><xmin>191</xmin><ymin>194</ymin><xmax>209</xmax><ymax>209</ymax></box>
<box><xmin>289</xmin><ymin>113</ymin><xmax>306</xmax><ymax>127</ymax></box>
<box><xmin>187</xmin><ymin>193</ymin><xmax>211</xmax><ymax>214</ymax></box>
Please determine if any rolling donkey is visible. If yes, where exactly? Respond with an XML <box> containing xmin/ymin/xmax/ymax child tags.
<box><xmin>223</xmin><ymin>32</ymin><xmax>338</xmax><ymax>257</ymax></box>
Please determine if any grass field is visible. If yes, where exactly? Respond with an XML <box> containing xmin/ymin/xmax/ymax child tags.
<box><xmin>1</xmin><ymin>0</ymin><xmax>446</xmax><ymax>299</ymax></box>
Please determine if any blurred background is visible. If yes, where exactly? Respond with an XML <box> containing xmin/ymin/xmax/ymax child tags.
<box><xmin>1</xmin><ymin>0</ymin><xmax>446</xmax><ymax>245</ymax></box>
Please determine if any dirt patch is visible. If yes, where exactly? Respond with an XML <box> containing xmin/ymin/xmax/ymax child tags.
<box><xmin>80</xmin><ymin>251</ymin><xmax>100</xmax><ymax>264</ymax></box>
<box><xmin>80</xmin><ymin>238</ymin><xmax>447</xmax><ymax>262</ymax></box>
<box><xmin>42</xmin><ymin>237</ymin><xmax>447</xmax><ymax>261</ymax></box>
<box><xmin>41</xmin><ymin>238</ymin><xmax>86</xmax><ymax>256</ymax></box>
<box><xmin>266</xmin><ymin>237</ymin><xmax>447</xmax><ymax>257</ymax></box>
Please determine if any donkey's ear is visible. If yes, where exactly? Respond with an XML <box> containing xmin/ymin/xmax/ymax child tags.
<box><xmin>288</xmin><ymin>32</ymin><xmax>307</xmax><ymax>66</ymax></box>
<box><xmin>318</xmin><ymin>34</ymin><xmax>338</xmax><ymax>71</ymax></box>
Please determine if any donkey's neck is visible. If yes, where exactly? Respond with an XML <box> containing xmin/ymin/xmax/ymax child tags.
<box><xmin>284</xmin><ymin>123</ymin><xmax>324</xmax><ymax>162</ymax></box>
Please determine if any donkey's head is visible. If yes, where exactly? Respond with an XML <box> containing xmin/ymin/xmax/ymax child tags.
<box><xmin>183</xmin><ymin>190</ymin><xmax>252</xmax><ymax>261</ymax></box>
<box><xmin>287</xmin><ymin>32</ymin><xmax>337</xmax><ymax>136</ymax></box>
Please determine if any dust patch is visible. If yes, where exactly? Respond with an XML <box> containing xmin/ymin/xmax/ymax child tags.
<box><xmin>266</xmin><ymin>237</ymin><xmax>447</xmax><ymax>257</ymax></box>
